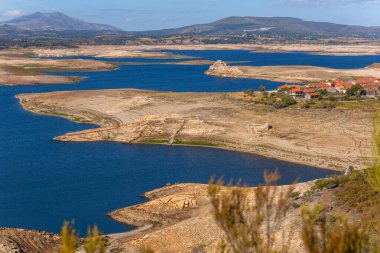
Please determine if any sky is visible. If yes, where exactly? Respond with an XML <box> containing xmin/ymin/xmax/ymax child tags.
<box><xmin>0</xmin><ymin>0</ymin><xmax>379</xmax><ymax>31</ymax></box>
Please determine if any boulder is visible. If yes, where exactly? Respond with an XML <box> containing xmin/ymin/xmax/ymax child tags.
<box><xmin>344</xmin><ymin>165</ymin><xmax>354</xmax><ymax>175</ymax></box>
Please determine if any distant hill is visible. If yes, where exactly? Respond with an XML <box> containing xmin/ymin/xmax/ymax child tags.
<box><xmin>0</xmin><ymin>12</ymin><xmax>121</xmax><ymax>31</ymax></box>
<box><xmin>137</xmin><ymin>16</ymin><xmax>380</xmax><ymax>38</ymax></box>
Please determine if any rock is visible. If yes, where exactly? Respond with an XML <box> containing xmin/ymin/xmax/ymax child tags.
<box><xmin>253</xmin><ymin>123</ymin><xmax>273</xmax><ymax>133</ymax></box>
<box><xmin>0</xmin><ymin>237</ymin><xmax>24</xmax><ymax>253</ymax></box>
<box><xmin>205</xmin><ymin>60</ymin><xmax>243</xmax><ymax>77</ymax></box>
<box><xmin>344</xmin><ymin>165</ymin><xmax>354</xmax><ymax>175</ymax></box>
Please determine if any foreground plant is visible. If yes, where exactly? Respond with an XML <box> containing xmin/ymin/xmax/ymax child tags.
<box><xmin>59</xmin><ymin>221</ymin><xmax>107</xmax><ymax>253</ymax></box>
<box><xmin>301</xmin><ymin>205</ymin><xmax>369</xmax><ymax>253</ymax></box>
<box><xmin>84</xmin><ymin>225</ymin><xmax>107</xmax><ymax>253</ymax></box>
<box><xmin>208</xmin><ymin>170</ymin><xmax>294</xmax><ymax>253</ymax></box>
<box><xmin>59</xmin><ymin>221</ymin><xmax>78</xmax><ymax>253</ymax></box>
<box><xmin>369</xmin><ymin>112</ymin><xmax>380</xmax><ymax>192</ymax></box>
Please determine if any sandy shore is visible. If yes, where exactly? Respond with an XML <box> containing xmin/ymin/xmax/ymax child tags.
<box><xmin>1</xmin><ymin>43</ymin><xmax>377</xmax><ymax>60</ymax></box>
<box><xmin>113</xmin><ymin>43</ymin><xmax>380</xmax><ymax>56</ymax></box>
<box><xmin>31</xmin><ymin>46</ymin><xmax>190</xmax><ymax>59</ymax></box>
<box><xmin>17</xmin><ymin>89</ymin><xmax>372</xmax><ymax>170</ymax></box>
<box><xmin>207</xmin><ymin>64</ymin><xmax>380</xmax><ymax>83</ymax></box>
<box><xmin>0</xmin><ymin>55</ymin><xmax>117</xmax><ymax>86</ymax></box>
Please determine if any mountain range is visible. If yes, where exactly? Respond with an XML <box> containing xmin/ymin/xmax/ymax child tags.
<box><xmin>1</xmin><ymin>12</ymin><xmax>380</xmax><ymax>42</ymax></box>
<box><xmin>138</xmin><ymin>16</ymin><xmax>380</xmax><ymax>37</ymax></box>
<box><xmin>0</xmin><ymin>12</ymin><xmax>121</xmax><ymax>31</ymax></box>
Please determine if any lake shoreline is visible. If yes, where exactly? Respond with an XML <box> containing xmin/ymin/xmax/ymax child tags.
<box><xmin>17</xmin><ymin>89</ymin><xmax>371</xmax><ymax>171</ymax></box>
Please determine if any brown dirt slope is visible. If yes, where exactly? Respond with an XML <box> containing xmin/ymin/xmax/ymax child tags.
<box><xmin>0</xmin><ymin>228</ymin><xmax>59</xmax><ymax>253</ymax></box>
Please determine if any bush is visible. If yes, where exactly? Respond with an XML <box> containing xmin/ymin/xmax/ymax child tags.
<box><xmin>273</xmin><ymin>94</ymin><xmax>296</xmax><ymax>109</ymax></box>
<box><xmin>346</xmin><ymin>84</ymin><xmax>364</xmax><ymax>97</ymax></box>
<box><xmin>259</xmin><ymin>85</ymin><xmax>266</xmax><ymax>92</ymax></box>
<box><xmin>301</xmin><ymin>205</ymin><xmax>369</xmax><ymax>253</ymax></box>
<box><xmin>281</xmin><ymin>94</ymin><xmax>296</xmax><ymax>106</ymax></box>
<box><xmin>208</xmin><ymin>171</ymin><xmax>293</xmax><ymax>253</ymax></box>
<box><xmin>243</xmin><ymin>89</ymin><xmax>255</xmax><ymax>96</ymax></box>
<box><xmin>59</xmin><ymin>221</ymin><xmax>107</xmax><ymax>253</ymax></box>
<box><xmin>328</xmin><ymin>95</ymin><xmax>337</xmax><ymax>102</ymax></box>
<box><xmin>300</xmin><ymin>101</ymin><xmax>311</xmax><ymax>108</ymax></box>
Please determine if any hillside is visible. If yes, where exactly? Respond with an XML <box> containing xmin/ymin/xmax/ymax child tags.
<box><xmin>138</xmin><ymin>16</ymin><xmax>380</xmax><ymax>38</ymax></box>
<box><xmin>0</xmin><ymin>12</ymin><xmax>121</xmax><ymax>31</ymax></box>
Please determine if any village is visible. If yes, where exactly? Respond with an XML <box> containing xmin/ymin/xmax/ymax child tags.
<box><xmin>278</xmin><ymin>76</ymin><xmax>380</xmax><ymax>100</ymax></box>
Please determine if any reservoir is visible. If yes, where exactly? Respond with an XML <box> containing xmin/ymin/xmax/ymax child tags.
<box><xmin>1</xmin><ymin>50</ymin><xmax>378</xmax><ymax>234</ymax></box>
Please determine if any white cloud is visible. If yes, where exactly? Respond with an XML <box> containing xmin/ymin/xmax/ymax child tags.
<box><xmin>2</xmin><ymin>9</ymin><xmax>24</xmax><ymax>17</ymax></box>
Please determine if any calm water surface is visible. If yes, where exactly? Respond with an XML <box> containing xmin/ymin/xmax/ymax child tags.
<box><xmin>2</xmin><ymin>50</ymin><xmax>379</xmax><ymax>234</ymax></box>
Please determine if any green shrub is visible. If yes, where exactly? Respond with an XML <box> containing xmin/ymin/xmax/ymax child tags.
<box><xmin>244</xmin><ymin>89</ymin><xmax>255</xmax><ymax>96</ymax></box>
<box><xmin>346</xmin><ymin>84</ymin><xmax>364</xmax><ymax>97</ymax></box>
<box><xmin>291</xmin><ymin>191</ymin><xmax>301</xmax><ymax>198</ymax></box>
<box><xmin>259</xmin><ymin>85</ymin><xmax>266</xmax><ymax>92</ymax></box>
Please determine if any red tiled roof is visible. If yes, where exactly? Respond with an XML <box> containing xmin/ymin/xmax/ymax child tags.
<box><xmin>365</xmin><ymin>87</ymin><xmax>379</xmax><ymax>92</ymax></box>
<box><xmin>308</xmin><ymin>83</ymin><xmax>329</xmax><ymax>89</ymax></box>
<box><xmin>290</xmin><ymin>87</ymin><xmax>303</xmax><ymax>93</ymax></box>
<box><xmin>361</xmin><ymin>82</ymin><xmax>380</xmax><ymax>89</ymax></box>
<box><xmin>303</xmin><ymin>89</ymin><xmax>317</xmax><ymax>93</ymax></box>
<box><xmin>356</xmin><ymin>77</ymin><xmax>379</xmax><ymax>84</ymax></box>
<box><xmin>279</xmin><ymin>84</ymin><xmax>299</xmax><ymax>89</ymax></box>
<box><xmin>335</xmin><ymin>82</ymin><xmax>354</xmax><ymax>89</ymax></box>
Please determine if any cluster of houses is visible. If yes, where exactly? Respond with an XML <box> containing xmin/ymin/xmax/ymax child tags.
<box><xmin>278</xmin><ymin>77</ymin><xmax>380</xmax><ymax>100</ymax></box>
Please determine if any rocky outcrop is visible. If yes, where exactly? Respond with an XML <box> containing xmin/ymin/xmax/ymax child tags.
<box><xmin>205</xmin><ymin>60</ymin><xmax>243</xmax><ymax>77</ymax></box>
<box><xmin>0</xmin><ymin>237</ymin><xmax>23</xmax><ymax>253</ymax></box>
<box><xmin>0</xmin><ymin>228</ymin><xmax>59</xmax><ymax>253</ymax></box>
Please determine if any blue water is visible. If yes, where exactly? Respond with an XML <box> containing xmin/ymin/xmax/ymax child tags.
<box><xmin>1</xmin><ymin>50</ymin><xmax>378</xmax><ymax>235</ymax></box>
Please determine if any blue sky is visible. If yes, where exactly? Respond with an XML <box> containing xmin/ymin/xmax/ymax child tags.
<box><xmin>0</xmin><ymin>0</ymin><xmax>379</xmax><ymax>30</ymax></box>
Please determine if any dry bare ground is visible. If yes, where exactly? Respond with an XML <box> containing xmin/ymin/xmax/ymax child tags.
<box><xmin>17</xmin><ymin>89</ymin><xmax>372</xmax><ymax>170</ymax></box>
<box><xmin>0</xmin><ymin>55</ymin><xmax>116</xmax><ymax>86</ymax></box>
<box><xmin>114</xmin><ymin>43</ymin><xmax>380</xmax><ymax>56</ymax></box>
<box><xmin>106</xmin><ymin>181</ymin><xmax>321</xmax><ymax>253</ymax></box>
<box><xmin>207</xmin><ymin>64</ymin><xmax>380</xmax><ymax>83</ymax></box>
<box><xmin>31</xmin><ymin>46</ymin><xmax>189</xmax><ymax>59</ymax></box>
<box><xmin>1</xmin><ymin>43</ymin><xmax>375</xmax><ymax>59</ymax></box>
<box><xmin>0</xmin><ymin>228</ymin><xmax>59</xmax><ymax>253</ymax></box>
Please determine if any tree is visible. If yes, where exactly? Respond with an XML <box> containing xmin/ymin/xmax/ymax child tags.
<box><xmin>319</xmin><ymin>89</ymin><xmax>328</xmax><ymax>96</ymax></box>
<box><xmin>346</xmin><ymin>84</ymin><xmax>363</xmax><ymax>97</ymax></box>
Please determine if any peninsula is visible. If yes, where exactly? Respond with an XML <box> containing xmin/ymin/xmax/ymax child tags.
<box><xmin>17</xmin><ymin>89</ymin><xmax>372</xmax><ymax>170</ymax></box>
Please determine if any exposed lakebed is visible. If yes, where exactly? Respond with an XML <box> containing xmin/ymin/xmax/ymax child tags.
<box><xmin>1</xmin><ymin>50</ymin><xmax>379</xmax><ymax>234</ymax></box>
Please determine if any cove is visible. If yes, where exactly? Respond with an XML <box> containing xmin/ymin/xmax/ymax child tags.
<box><xmin>2</xmin><ymin>50</ymin><xmax>379</xmax><ymax>234</ymax></box>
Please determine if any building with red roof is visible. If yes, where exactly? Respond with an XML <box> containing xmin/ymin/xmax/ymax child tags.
<box><xmin>355</xmin><ymin>77</ymin><xmax>379</xmax><ymax>85</ymax></box>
